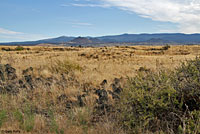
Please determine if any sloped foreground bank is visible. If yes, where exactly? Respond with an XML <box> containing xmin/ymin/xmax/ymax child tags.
<box><xmin>0</xmin><ymin>58</ymin><xmax>200</xmax><ymax>134</ymax></box>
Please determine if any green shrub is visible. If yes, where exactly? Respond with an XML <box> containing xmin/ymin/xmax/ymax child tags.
<box><xmin>118</xmin><ymin>71</ymin><xmax>179</xmax><ymax>133</ymax></box>
<box><xmin>15</xmin><ymin>46</ymin><xmax>24</xmax><ymax>51</ymax></box>
<box><xmin>173</xmin><ymin>58</ymin><xmax>200</xmax><ymax>111</ymax></box>
<box><xmin>118</xmin><ymin>57</ymin><xmax>200</xmax><ymax>133</ymax></box>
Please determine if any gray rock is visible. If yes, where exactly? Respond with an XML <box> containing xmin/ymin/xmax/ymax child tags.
<box><xmin>5</xmin><ymin>64</ymin><xmax>17</xmax><ymax>80</ymax></box>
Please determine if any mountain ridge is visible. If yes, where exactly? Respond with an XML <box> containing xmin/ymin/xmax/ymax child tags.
<box><xmin>1</xmin><ymin>33</ymin><xmax>200</xmax><ymax>46</ymax></box>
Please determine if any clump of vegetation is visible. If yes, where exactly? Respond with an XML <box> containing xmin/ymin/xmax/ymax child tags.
<box><xmin>48</xmin><ymin>110</ymin><xmax>64</xmax><ymax>134</ymax></box>
<box><xmin>148</xmin><ymin>45</ymin><xmax>170</xmax><ymax>51</ymax></box>
<box><xmin>138</xmin><ymin>66</ymin><xmax>150</xmax><ymax>72</ymax></box>
<box><xmin>1</xmin><ymin>46</ymin><xmax>25</xmax><ymax>51</ymax></box>
<box><xmin>49</xmin><ymin>59</ymin><xmax>83</xmax><ymax>74</ymax></box>
<box><xmin>117</xmin><ymin>57</ymin><xmax>200</xmax><ymax>134</ymax></box>
<box><xmin>17</xmin><ymin>104</ymin><xmax>35</xmax><ymax>132</ymax></box>
<box><xmin>68</xmin><ymin>107</ymin><xmax>92</xmax><ymax>127</ymax></box>
<box><xmin>13</xmin><ymin>110</ymin><xmax>23</xmax><ymax>125</ymax></box>
<box><xmin>1</xmin><ymin>47</ymin><xmax>11</xmax><ymax>51</ymax></box>
<box><xmin>162</xmin><ymin>44</ymin><xmax>171</xmax><ymax>50</ymax></box>
<box><xmin>0</xmin><ymin>110</ymin><xmax>7</xmax><ymax>127</ymax></box>
<box><xmin>15</xmin><ymin>46</ymin><xmax>25</xmax><ymax>51</ymax></box>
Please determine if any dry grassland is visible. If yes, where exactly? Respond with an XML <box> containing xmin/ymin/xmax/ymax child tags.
<box><xmin>0</xmin><ymin>45</ymin><xmax>198</xmax><ymax>85</ymax></box>
<box><xmin>0</xmin><ymin>45</ymin><xmax>199</xmax><ymax>134</ymax></box>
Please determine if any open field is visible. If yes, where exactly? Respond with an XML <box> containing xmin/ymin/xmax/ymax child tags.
<box><xmin>0</xmin><ymin>45</ymin><xmax>199</xmax><ymax>84</ymax></box>
<box><xmin>0</xmin><ymin>45</ymin><xmax>200</xmax><ymax>134</ymax></box>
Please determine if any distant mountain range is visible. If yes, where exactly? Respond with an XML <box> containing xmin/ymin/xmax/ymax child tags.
<box><xmin>1</xmin><ymin>33</ymin><xmax>200</xmax><ymax>46</ymax></box>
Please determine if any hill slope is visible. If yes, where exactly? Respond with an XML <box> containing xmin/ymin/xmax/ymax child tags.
<box><xmin>0</xmin><ymin>36</ymin><xmax>75</xmax><ymax>46</ymax></box>
<box><xmin>98</xmin><ymin>33</ymin><xmax>200</xmax><ymax>43</ymax></box>
<box><xmin>1</xmin><ymin>33</ymin><xmax>200</xmax><ymax>45</ymax></box>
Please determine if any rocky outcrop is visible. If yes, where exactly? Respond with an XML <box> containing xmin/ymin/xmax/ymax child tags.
<box><xmin>0</xmin><ymin>64</ymin><xmax>80</xmax><ymax>94</ymax></box>
<box><xmin>0</xmin><ymin>64</ymin><xmax>17</xmax><ymax>81</ymax></box>
<box><xmin>0</xmin><ymin>64</ymin><xmax>125</xmax><ymax>118</ymax></box>
<box><xmin>0</xmin><ymin>64</ymin><xmax>18</xmax><ymax>94</ymax></box>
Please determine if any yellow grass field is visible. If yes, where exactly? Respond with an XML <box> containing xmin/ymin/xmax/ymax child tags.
<box><xmin>0</xmin><ymin>45</ymin><xmax>199</xmax><ymax>84</ymax></box>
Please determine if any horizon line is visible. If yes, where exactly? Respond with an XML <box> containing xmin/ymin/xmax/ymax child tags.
<box><xmin>1</xmin><ymin>32</ymin><xmax>200</xmax><ymax>43</ymax></box>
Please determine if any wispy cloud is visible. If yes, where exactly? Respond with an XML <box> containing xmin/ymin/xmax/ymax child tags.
<box><xmin>71</xmin><ymin>22</ymin><xmax>93</xmax><ymax>26</ymax></box>
<box><xmin>60</xmin><ymin>18</ymin><xmax>93</xmax><ymax>27</ymax></box>
<box><xmin>0</xmin><ymin>28</ymin><xmax>23</xmax><ymax>35</ymax></box>
<box><xmin>0</xmin><ymin>27</ymin><xmax>47</xmax><ymax>42</ymax></box>
<box><xmin>102</xmin><ymin>0</ymin><xmax>200</xmax><ymax>33</ymax></box>
<box><xmin>71</xmin><ymin>3</ymin><xmax>110</xmax><ymax>8</ymax></box>
<box><xmin>61</xmin><ymin>3</ymin><xmax>110</xmax><ymax>8</ymax></box>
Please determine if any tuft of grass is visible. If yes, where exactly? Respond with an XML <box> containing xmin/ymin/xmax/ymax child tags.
<box><xmin>23</xmin><ymin>105</ymin><xmax>35</xmax><ymax>132</ymax></box>
<box><xmin>49</xmin><ymin>59</ymin><xmax>83</xmax><ymax>74</ymax></box>
<box><xmin>48</xmin><ymin>109</ymin><xmax>64</xmax><ymax>134</ymax></box>
<box><xmin>13</xmin><ymin>110</ymin><xmax>23</xmax><ymax>124</ymax></box>
<box><xmin>67</xmin><ymin>107</ymin><xmax>92</xmax><ymax>133</ymax></box>
<box><xmin>13</xmin><ymin>104</ymin><xmax>35</xmax><ymax>132</ymax></box>
<box><xmin>0</xmin><ymin>110</ymin><xmax>7</xmax><ymax>127</ymax></box>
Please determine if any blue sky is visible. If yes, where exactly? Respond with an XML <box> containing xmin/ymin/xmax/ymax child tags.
<box><xmin>1</xmin><ymin>0</ymin><xmax>200</xmax><ymax>42</ymax></box>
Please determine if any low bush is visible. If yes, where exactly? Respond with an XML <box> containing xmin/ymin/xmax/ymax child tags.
<box><xmin>1</xmin><ymin>47</ymin><xmax>11</xmax><ymax>51</ymax></box>
<box><xmin>118</xmin><ymin>57</ymin><xmax>200</xmax><ymax>134</ymax></box>
<box><xmin>15</xmin><ymin>46</ymin><xmax>24</xmax><ymax>51</ymax></box>
<box><xmin>162</xmin><ymin>45</ymin><xmax>171</xmax><ymax>50</ymax></box>
<box><xmin>1</xmin><ymin>46</ymin><xmax>25</xmax><ymax>51</ymax></box>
